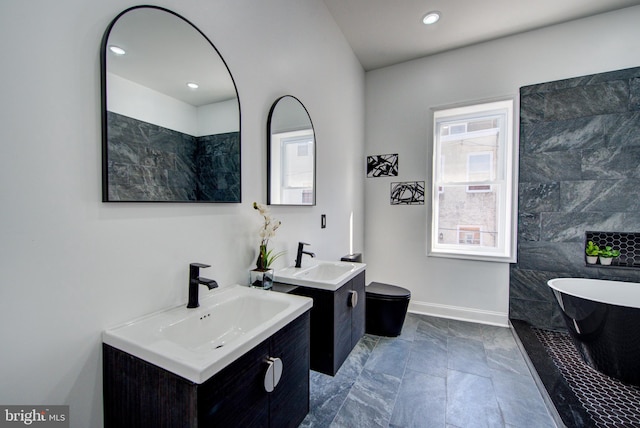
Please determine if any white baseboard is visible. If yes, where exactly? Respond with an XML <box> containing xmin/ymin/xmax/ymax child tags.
<box><xmin>408</xmin><ymin>300</ymin><xmax>509</xmax><ymax>327</ymax></box>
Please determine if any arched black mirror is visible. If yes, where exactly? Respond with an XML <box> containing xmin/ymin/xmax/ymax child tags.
<box><xmin>101</xmin><ymin>6</ymin><xmax>241</xmax><ymax>202</ymax></box>
<box><xmin>267</xmin><ymin>96</ymin><xmax>315</xmax><ymax>205</ymax></box>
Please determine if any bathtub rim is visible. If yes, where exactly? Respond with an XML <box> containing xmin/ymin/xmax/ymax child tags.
<box><xmin>548</xmin><ymin>278</ymin><xmax>640</xmax><ymax>309</ymax></box>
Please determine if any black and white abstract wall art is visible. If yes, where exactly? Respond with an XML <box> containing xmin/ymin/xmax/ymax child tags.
<box><xmin>390</xmin><ymin>181</ymin><xmax>425</xmax><ymax>205</ymax></box>
<box><xmin>367</xmin><ymin>153</ymin><xmax>398</xmax><ymax>177</ymax></box>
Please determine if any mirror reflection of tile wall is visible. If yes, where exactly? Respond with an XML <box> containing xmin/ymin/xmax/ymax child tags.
<box><xmin>107</xmin><ymin>112</ymin><xmax>240</xmax><ymax>202</ymax></box>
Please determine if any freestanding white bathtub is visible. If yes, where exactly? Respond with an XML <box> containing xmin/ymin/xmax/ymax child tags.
<box><xmin>548</xmin><ymin>278</ymin><xmax>640</xmax><ymax>385</ymax></box>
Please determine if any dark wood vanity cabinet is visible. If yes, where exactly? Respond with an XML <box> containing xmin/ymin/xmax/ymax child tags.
<box><xmin>290</xmin><ymin>271</ymin><xmax>365</xmax><ymax>376</ymax></box>
<box><xmin>103</xmin><ymin>311</ymin><xmax>310</xmax><ymax>428</ymax></box>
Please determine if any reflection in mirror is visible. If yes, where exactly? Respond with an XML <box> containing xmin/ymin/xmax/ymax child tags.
<box><xmin>267</xmin><ymin>96</ymin><xmax>315</xmax><ymax>206</ymax></box>
<box><xmin>101</xmin><ymin>6</ymin><xmax>241</xmax><ymax>202</ymax></box>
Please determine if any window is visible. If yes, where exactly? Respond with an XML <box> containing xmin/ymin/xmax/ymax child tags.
<box><xmin>430</xmin><ymin>99</ymin><xmax>516</xmax><ymax>262</ymax></box>
<box><xmin>281</xmin><ymin>135</ymin><xmax>313</xmax><ymax>189</ymax></box>
<box><xmin>270</xmin><ymin>129</ymin><xmax>315</xmax><ymax>205</ymax></box>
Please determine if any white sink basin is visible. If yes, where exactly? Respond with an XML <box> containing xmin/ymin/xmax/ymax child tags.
<box><xmin>102</xmin><ymin>284</ymin><xmax>312</xmax><ymax>384</ymax></box>
<box><xmin>274</xmin><ymin>260</ymin><xmax>366</xmax><ymax>291</ymax></box>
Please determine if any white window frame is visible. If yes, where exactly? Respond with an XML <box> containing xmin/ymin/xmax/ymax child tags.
<box><xmin>429</xmin><ymin>98</ymin><xmax>517</xmax><ymax>262</ymax></box>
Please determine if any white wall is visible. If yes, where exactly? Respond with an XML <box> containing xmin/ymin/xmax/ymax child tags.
<box><xmin>108</xmin><ymin>74</ymin><xmax>239</xmax><ymax>136</ymax></box>
<box><xmin>0</xmin><ymin>0</ymin><xmax>364</xmax><ymax>427</ymax></box>
<box><xmin>198</xmin><ymin>98</ymin><xmax>239</xmax><ymax>136</ymax></box>
<box><xmin>107</xmin><ymin>72</ymin><xmax>199</xmax><ymax>135</ymax></box>
<box><xmin>364</xmin><ymin>6</ymin><xmax>640</xmax><ymax>326</ymax></box>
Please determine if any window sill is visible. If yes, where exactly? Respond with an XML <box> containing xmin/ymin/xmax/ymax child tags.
<box><xmin>428</xmin><ymin>249</ymin><xmax>516</xmax><ymax>263</ymax></box>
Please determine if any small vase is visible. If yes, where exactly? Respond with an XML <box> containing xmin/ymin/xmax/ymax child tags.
<box><xmin>599</xmin><ymin>256</ymin><xmax>613</xmax><ymax>266</ymax></box>
<box><xmin>250</xmin><ymin>268</ymin><xmax>274</xmax><ymax>290</ymax></box>
<box><xmin>586</xmin><ymin>255</ymin><xmax>598</xmax><ymax>264</ymax></box>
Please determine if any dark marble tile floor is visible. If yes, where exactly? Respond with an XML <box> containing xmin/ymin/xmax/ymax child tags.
<box><xmin>301</xmin><ymin>313</ymin><xmax>558</xmax><ymax>428</ymax></box>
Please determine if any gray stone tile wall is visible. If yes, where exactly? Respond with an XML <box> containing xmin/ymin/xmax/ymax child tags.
<box><xmin>196</xmin><ymin>132</ymin><xmax>241</xmax><ymax>202</ymax></box>
<box><xmin>106</xmin><ymin>111</ymin><xmax>239</xmax><ymax>202</ymax></box>
<box><xmin>511</xmin><ymin>66</ymin><xmax>640</xmax><ymax>330</ymax></box>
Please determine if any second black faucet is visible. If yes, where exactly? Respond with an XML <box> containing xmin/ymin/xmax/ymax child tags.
<box><xmin>295</xmin><ymin>242</ymin><xmax>316</xmax><ymax>268</ymax></box>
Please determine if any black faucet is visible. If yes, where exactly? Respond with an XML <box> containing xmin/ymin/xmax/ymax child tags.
<box><xmin>295</xmin><ymin>242</ymin><xmax>316</xmax><ymax>268</ymax></box>
<box><xmin>187</xmin><ymin>263</ymin><xmax>219</xmax><ymax>308</ymax></box>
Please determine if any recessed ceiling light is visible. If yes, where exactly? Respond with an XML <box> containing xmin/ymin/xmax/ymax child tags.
<box><xmin>422</xmin><ymin>11</ymin><xmax>441</xmax><ymax>25</ymax></box>
<box><xmin>186</xmin><ymin>82</ymin><xmax>199</xmax><ymax>89</ymax></box>
<box><xmin>109</xmin><ymin>45</ymin><xmax>126</xmax><ymax>55</ymax></box>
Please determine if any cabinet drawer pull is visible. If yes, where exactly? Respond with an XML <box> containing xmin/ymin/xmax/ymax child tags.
<box><xmin>264</xmin><ymin>357</ymin><xmax>283</xmax><ymax>392</ymax></box>
<box><xmin>348</xmin><ymin>290</ymin><xmax>358</xmax><ymax>308</ymax></box>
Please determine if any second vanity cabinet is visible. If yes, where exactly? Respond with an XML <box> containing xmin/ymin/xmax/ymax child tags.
<box><xmin>289</xmin><ymin>271</ymin><xmax>365</xmax><ymax>376</ymax></box>
<box><xmin>103</xmin><ymin>311</ymin><xmax>310</xmax><ymax>427</ymax></box>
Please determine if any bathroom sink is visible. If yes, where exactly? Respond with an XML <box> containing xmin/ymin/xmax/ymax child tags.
<box><xmin>102</xmin><ymin>284</ymin><xmax>312</xmax><ymax>383</ymax></box>
<box><xmin>274</xmin><ymin>260</ymin><xmax>366</xmax><ymax>291</ymax></box>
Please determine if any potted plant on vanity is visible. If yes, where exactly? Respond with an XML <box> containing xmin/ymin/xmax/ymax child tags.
<box><xmin>250</xmin><ymin>202</ymin><xmax>285</xmax><ymax>289</ymax></box>
<box><xmin>585</xmin><ymin>241</ymin><xmax>600</xmax><ymax>264</ymax></box>
<box><xmin>598</xmin><ymin>246</ymin><xmax>620</xmax><ymax>266</ymax></box>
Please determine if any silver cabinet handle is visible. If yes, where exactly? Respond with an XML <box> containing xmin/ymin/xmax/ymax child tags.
<box><xmin>349</xmin><ymin>290</ymin><xmax>358</xmax><ymax>308</ymax></box>
<box><xmin>264</xmin><ymin>357</ymin><xmax>283</xmax><ymax>392</ymax></box>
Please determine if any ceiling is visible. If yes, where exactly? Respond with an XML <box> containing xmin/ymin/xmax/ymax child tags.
<box><xmin>107</xmin><ymin>7</ymin><xmax>237</xmax><ymax>106</ymax></box>
<box><xmin>322</xmin><ymin>0</ymin><xmax>640</xmax><ymax>71</ymax></box>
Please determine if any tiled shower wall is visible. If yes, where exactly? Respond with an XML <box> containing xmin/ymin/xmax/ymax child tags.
<box><xmin>196</xmin><ymin>132</ymin><xmax>241</xmax><ymax>202</ymax></box>
<box><xmin>107</xmin><ymin>111</ymin><xmax>240</xmax><ymax>201</ymax></box>
<box><xmin>510</xmin><ymin>66</ymin><xmax>640</xmax><ymax>330</ymax></box>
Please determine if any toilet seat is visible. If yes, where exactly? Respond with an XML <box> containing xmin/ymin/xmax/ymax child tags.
<box><xmin>366</xmin><ymin>282</ymin><xmax>411</xmax><ymax>299</ymax></box>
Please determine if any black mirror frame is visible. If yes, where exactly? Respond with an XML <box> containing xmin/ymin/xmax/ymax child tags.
<box><xmin>100</xmin><ymin>5</ymin><xmax>242</xmax><ymax>203</ymax></box>
<box><xmin>266</xmin><ymin>95</ymin><xmax>316</xmax><ymax>206</ymax></box>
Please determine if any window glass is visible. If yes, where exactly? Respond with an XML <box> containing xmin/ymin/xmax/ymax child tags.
<box><xmin>430</xmin><ymin>99</ymin><xmax>516</xmax><ymax>262</ymax></box>
<box><xmin>271</xmin><ymin>129</ymin><xmax>314</xmax><ymax>205</ymax></box>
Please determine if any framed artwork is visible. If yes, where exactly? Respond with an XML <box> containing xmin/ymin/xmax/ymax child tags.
<box><xmin>367</xmin><ymin>153</ymin><xmax>398</xmax><ymax>177</ymax></box>
<box><xmin>390</xmin><ymin>181</ymin><xmax>425</xmax><ymax>205</ymax></box>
